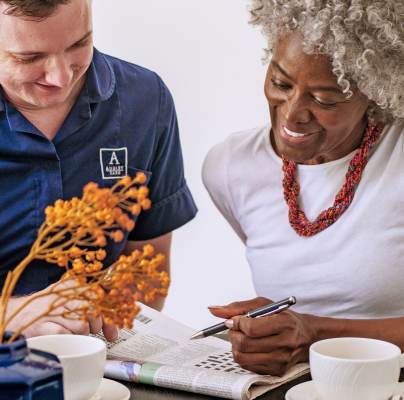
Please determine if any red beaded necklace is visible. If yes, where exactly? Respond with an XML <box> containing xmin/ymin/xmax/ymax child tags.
<box><xmin>282</xmin><ymin>122</ymin><xmax>383</xmax><ymax>236</ymax></box>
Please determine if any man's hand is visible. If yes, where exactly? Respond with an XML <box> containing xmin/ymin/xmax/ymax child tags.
<box><xmin>7</xmin><ymin>282</ymin><xmax>118</xmax><ymax>341</ymax></box>
<box><xmin>209</xmin><ymin>297</ymin><xmax>316</xmax><ymax>376</ymax></box>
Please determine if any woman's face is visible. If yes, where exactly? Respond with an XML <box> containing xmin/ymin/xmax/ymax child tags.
<box><xmin>265</xmin><ymin>32</ymin><xmax>370</xmax><ymax>164</ymax></box>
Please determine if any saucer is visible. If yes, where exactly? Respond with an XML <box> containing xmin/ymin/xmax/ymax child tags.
<box><xmin>89</xmin><ymin>378</ymin><xmax>130</xmax><ymax>400</ymax></box>
<box><xmin>285</xmin><ymin>381</ymin><xmax>317</xmax><ymax>400</ymax></box>
<box><xmin>285</xmin><ymin>381</ymin><xmax>404</xmax><ymax>400</ymax></box>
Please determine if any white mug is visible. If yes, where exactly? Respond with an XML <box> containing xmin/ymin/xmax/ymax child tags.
<box><xmin>27</xmin><ymin>334</ymin><xmax>106</xmax><ymax>400</ymax></box>
<box><xmin>310</xmin><ymin>337</ymin><xmax>404</xmax><ymax>400</ymax></box>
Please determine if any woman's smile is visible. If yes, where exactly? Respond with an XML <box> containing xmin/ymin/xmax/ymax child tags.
<box><xmin>280</xmin><ymin>125</ymin><xmax>319</xmax><ymax>143</ymax></box>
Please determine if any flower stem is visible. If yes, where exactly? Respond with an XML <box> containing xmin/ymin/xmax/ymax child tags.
<box><xmin>0</xmin><ymin>252</ymin><xmax>35</xmax><ymax>342</ymax></box>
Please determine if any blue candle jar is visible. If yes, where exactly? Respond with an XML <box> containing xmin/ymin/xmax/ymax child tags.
<box><xmin>0</xmin><ymin>332</ymin><xmax>64</xmax><ymax>399</ymax></box>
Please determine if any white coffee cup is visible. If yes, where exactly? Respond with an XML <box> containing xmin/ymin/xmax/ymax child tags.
<box><xmin>27</xmin><ymin>335</ymin><xmax>106</xmax><ymax>400</ymax></box>
<box><xmin>310</xmin><ymin>337</ymin><xmax>404</xmax><ymax>400</ymax></box>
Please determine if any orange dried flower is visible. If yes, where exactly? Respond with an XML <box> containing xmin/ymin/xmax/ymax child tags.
<box><xmin>110</xmin><ymin>230</ymin><xmax>124</xmax><ymax>243</ymax></box>
<box><xmin>96</xmin><ymin>249</ymin><xmax>107</xmax><ymax>261</ymax></box>
<box><xmin>134</xmin><ymin>172</ymin><xmax>147</xmax><ymax>184</ymax></box>
<box><xmin>141</xmin><ymin>199</ymin><xmax>152</xmax><ymax>210</ymax></box>
<box><xmin>0</xmin><ymin>173</ymin><xmax>168</xmax><ymax>344</ymax></box>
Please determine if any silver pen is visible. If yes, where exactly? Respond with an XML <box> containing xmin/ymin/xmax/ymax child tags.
<box><xmin>190</xmin><ymin>296</ymin><xmax>296</xmax><ymax>340</ymax></box>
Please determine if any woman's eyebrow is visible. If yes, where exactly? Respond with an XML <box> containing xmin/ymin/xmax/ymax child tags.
<box><xmin>272</xmin><ymin>61</ymin><xmax>293</xmax><ymax>80</ymax></box>
<box><xmin>272</xmin><ymin>60</ymin><xmax>345</xmax><ymax>95</ymax></box>
<box><xmin>308</xmin><ymin>85</ymin><xmax>345</xmax><ymax>95</ymax></box>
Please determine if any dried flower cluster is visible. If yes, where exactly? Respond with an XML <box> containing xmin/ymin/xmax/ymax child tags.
<box><xmin>0</xmin><ymin>173</ymin><xmax>169</xmax><ymax>344</ymax></box>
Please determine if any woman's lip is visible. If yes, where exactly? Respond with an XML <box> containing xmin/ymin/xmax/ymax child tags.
<box><xmin>280</xmin><ymin>126</ymin><xmax>318</xmax><ymax>143</ymax></box>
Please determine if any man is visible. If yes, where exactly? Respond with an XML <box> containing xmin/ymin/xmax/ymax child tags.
<box><xmin>0</xmin><ymin>0</ymin><xmax>197</xmax><ymax>340</ymax></box>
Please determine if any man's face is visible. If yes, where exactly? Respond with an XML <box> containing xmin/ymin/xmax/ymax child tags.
<box><xmin>0</xmin><ymin>0</ymin><xmax>93</xmax><ymax>110</ymax></box>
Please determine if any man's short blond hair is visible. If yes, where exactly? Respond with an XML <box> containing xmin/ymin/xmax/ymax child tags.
<box><xmin>1</xmin><ymin>0</ymin><xmax>69</xmax><ymax>18</ymax></box>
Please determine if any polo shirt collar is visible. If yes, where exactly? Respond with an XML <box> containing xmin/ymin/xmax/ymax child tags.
<box><xmin>86</xmin><ymin>47</ymin><xmax>116</xmax><ymax>104</ymax></box>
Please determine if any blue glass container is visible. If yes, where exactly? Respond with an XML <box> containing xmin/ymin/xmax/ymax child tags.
<box><xmin>0</xmin><ymin>332</ymin><xmax>64</xmax><ymax>400</ymax></box>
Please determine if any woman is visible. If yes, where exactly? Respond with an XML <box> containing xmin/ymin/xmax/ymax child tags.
<box><xmin>203</xmin><ymin>0</ymin><xmax>404</xmax><ymax>376</ymax></box>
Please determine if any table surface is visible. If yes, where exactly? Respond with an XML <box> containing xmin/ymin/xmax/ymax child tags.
<box><xmin>122</xmin><ymin>369</ymin><xmax>404</xmax><ymax>400</ymax></box>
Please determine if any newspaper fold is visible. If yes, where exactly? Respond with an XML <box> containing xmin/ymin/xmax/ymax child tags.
<box><xmin>97</xmin><ymin>304</ymin><xmax>309</xmax><ymax>400</ymax></box>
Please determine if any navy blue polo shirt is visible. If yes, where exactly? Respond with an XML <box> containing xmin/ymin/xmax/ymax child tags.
<box><xmin>0</xmin><ymin>48</ymin><xmax>197</xmax><ymax>295</ymax></box>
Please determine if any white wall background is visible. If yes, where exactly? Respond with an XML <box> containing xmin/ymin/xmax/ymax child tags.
<box><xmin>93</xmin><ymin>1</ymin><xmax>269</xmax><ymax>329</ymax></box>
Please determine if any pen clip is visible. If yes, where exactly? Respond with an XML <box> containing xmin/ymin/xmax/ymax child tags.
<box><xmin>246</xmin><ymin>303</ymin><xmax>290</xmax><ymax>318</ymax></box>
<box><xmin>255</xmin><ymin>303</ymin><xmax>289</xmax><ymax>318</ymax></box>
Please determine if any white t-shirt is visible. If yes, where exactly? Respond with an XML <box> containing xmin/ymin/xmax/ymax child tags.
<box><xmin>202</xmin><ymin>122</ymin><xmax>404</xmax><ymax>318</ymax></box>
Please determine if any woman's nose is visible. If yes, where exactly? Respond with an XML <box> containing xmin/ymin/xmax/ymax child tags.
<box><xmin>283</xmin><ymin>94</ymin><xmax>312</xmax><ymax>125</ymax></box>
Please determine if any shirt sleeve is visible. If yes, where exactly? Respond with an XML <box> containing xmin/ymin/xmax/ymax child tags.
<box><xmin>128</xmin><ymin>78</ymin><xmax>197</xmax><ymax>240</ymax></box>
<box><xmin>202</xmin><ymin>140</ymin><xmax>246</xmax><ymax>243</ymax></box>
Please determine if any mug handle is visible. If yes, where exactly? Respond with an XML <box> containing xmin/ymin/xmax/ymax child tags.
<box><xmin>399</xmin><ymin>353</ymin><xmax>404</xmax><ymax>368</ymax></box>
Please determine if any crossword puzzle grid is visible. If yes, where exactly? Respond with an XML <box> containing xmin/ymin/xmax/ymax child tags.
<box><xmin>194</xmin><ymin>351</ymin><xmax>249</xmax><ymax>374</ymax></box>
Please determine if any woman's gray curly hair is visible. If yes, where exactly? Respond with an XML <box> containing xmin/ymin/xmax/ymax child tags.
<box><xmin>250</xmin><ymin>0</ymin><xmax>404</xmax><ymax>123</ymax></box>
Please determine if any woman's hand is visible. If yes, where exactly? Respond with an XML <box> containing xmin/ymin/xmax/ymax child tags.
<box><xmin>209</xmin><ymin>297</ymin><xmax>317</xmax><ymax>376</ymax></box>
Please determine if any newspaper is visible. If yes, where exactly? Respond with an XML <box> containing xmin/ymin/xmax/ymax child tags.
<box><xmin>97</xmin><ymin>304</ymin><xmax>309</xmax><ymax>400</ymax></box>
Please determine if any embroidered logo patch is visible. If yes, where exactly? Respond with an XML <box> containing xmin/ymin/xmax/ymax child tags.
<box><xmin>100</xmin><ymin>147</ymin><xmax>128</xmax><ymax>179</ymax></box>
